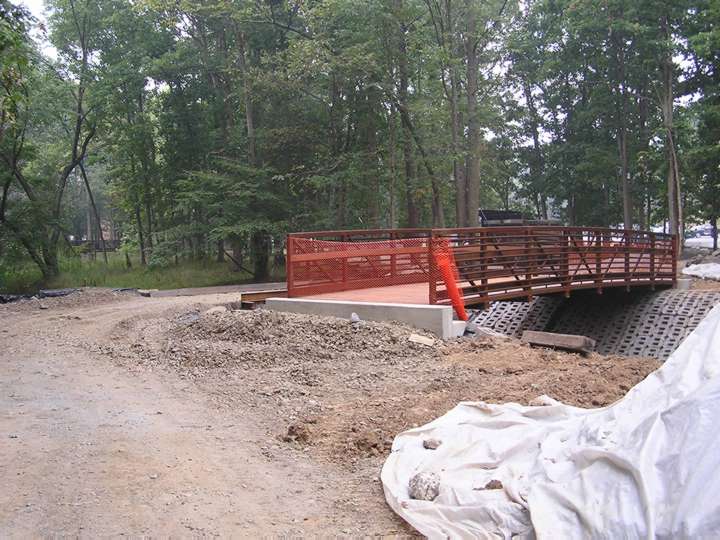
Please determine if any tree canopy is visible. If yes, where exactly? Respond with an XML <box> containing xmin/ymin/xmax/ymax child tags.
<box><xmin>1</xmin><ymin>0</ymin><xmax>718</xmax><ymax>281</ymax></box>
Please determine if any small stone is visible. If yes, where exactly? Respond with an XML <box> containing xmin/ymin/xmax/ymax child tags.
<box><xmin>408</xmin><ymin>471</ymin><xmax>440</xmax><ymax>501</ymax></box>
<box><xmin>9</xmin><ymin>434</ymin><xmax>18</xmax><ymax>439</ymax></box>
<box><xmin>149</xmin><ymin>473</ymin><xmax>159</xmax><ymax>479</ymax></box>
<box><xmin>408</xmin><ymin>334</ymin><xmax>435</xmax><ymax>347</ymax></box>
<box><xmin>39</xmin><ymin>304</ymin><xmax>49</xmax><ymax>310</ymax></box>
<box><xmin>205</xmin><ymin>306</ymin><xmax>228</xmax><ymax>315</ymax></box>
<box><xmin>423</xmin><ymin>438</ymin><xmax>442</xmax><ymax>450</ymax></box>
<box><xmin>483</xmin><ymin>479</ymin><xmax>503</xmax><ymax>490</ymax></box>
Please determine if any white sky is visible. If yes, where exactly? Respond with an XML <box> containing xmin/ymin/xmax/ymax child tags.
<box><xmin>19</xmin><ymin>0</ymin><xmax>45</xmax><ymax>20</ymax></box>
<box><xmin>19</xmin><ymin>0</ymin><xmax>57</xmax><ymax>59</ymax></box>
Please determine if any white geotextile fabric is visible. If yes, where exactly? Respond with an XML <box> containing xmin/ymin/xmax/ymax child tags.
<box><xmin>683</xmin><ymin>263</ymin><xmax>720</xmax><ymax>281</ymax></box>
<box><xmin>381</xmin><ymin>304</ymin><xmax>720</xmax><ymax>539</ymax></box>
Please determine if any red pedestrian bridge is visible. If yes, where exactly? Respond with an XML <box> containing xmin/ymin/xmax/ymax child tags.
<box><xmin>286</xmin><ymin>226</ymin><xmax>677</xmax><ymax>309</ymax></box>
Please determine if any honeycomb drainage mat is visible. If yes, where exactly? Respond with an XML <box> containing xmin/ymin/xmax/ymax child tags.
<box><xmin>472</xmin><ymin>289</ymin><xmax>720</xmax><ymax>360</ymax></box>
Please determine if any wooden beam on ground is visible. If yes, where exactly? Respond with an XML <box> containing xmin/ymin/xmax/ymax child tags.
<box><xmin>521</xmin><ymin>330</ymin><xmax>596</xmax><ymax>355</ymax></box>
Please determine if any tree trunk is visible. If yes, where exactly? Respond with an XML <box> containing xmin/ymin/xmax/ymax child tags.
<box><xmin>395</xmin><ymin>0</ymin><xmax>419</xmax><ymax>228</ymax></box>
<box><xmin>660</xmin><ymin>16</ymin><xmax>682</xmax><ymax>243</ymax></box>
<box><xmin>388</xmin><ymin>106</ymin><xmax>398</xmax><ymax>228</ymax></box>
<box><xmin>611</xmin><ymin>26</ymin><xmax>632</xmax><ymax>230</ymax></box>
<box><xmin>464</xmin><ymin>0</ymin><xmax>481</xmax><ymax>226</ymax></box>
<box><xmin>231</xmin><ymin>236</ymin><xmax>245</xmax><ymax>272</ymax></box>
<box><xmin>79</xmin><ymin>162</ymin><xmax>108</xmax><ymax>264</ymax></box>
<box><xmin>450</xmin><ymin>57</ymin><xmax>466</xmax><ymax>226</ymax></box>
<box><xmin>251</xmin><ymin>230</ymin><xmax>270</xmax><ymax>281</ymax></box>
<box><xmin>236</xmin><ymin>29</ymin><xmax>257</xmax><ymax>166</ymax></box>
<box><xmin>135</xmin><ymin>205</ymin><xmax>147</xmax><ymax>266</ymax></box>
<box><xmin>523</xmin><ymin>81</ymin><xmax>547</xmax><ymax>220</ymax></box>
<box><xmin>365</xmin><ymin>88</ymin><xmax>381</xmax><ymax>227</ymax></box>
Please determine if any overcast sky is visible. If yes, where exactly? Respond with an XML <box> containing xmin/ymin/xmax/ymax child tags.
<box><xmin>20</xmin><ymin>0</ymin><xmax>45</xmax><ymax>20</ymax></box>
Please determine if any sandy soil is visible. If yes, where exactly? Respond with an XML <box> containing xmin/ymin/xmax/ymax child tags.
<box><xmin>1</xmin><ymin>289</ymin><xmax>660</xmax><ymax>536</ymax></box>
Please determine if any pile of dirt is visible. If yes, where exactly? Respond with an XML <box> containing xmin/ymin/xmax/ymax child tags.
<box><xmin>106</xmin><ymin>307</ymin><xmax>661</xmax><ymax>470</ymax></box>
<box><xmin>168</xmin><ymin>309</ymin><xmax>439</xmax><ymax>369</ymax></box>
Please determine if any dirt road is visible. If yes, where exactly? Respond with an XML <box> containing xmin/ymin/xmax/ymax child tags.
<box><xmin>0</xmin><ymin>293</ymin><xmax>407</xmax><ymax>537</ymax></box>
<box><xmin>1</xmin><ymin>289</ymin><xmax>660</xmax><ymax>536</ymax></box>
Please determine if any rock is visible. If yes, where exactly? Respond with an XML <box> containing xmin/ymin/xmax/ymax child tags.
<box><xmin>475</xmin><ymin>326</ymin><xmax>507</xmax><ymax>339</ymax></box>
<box><xmin>38</xmin><ymin>288</ymin><xmax>79</xmax><ymax>298</ymax></box>
<box><xmin>408</xmin><ymin>471</ymin><xmax>440</xmax><ymax>501</ymax></box>
<box><xmin>483</xmin><ymin>479</ymin><xmax>503</xmax><ymax>490</ymax></box>
<box><xmin>686</xmin><ymin>254</ymin><xmax>705</xmax><ymax>267</ymax></box>
<box><xmin>138</xmin><ymin>289</ymin><xmax>159</xmax><ymax>297</ymax></box>
<box><xmin>350</xmin><ymin>312</ymin><xmax>361</xmax><ymax>324</ymax></box>
<box><xmin>205</xmin><ymin>306</ymin><xmax>228</xmax><ymax>315</ymax></box>
<box><xmin>423</xmin><ymin>438</ymin><xmax>442</xmax><ymax>450</ymax></box>
<box><xmin>528</xmin><ymin>395</ymin><xmax>557</xmax><ymax>407</ymax></box>
<box><xmin>0</xmin><ymin>294</ymin><xmax>29</xmax><ymax>304</ymax></box>
<box><xmin>355</xmin><ymin>431</ymin><xmax>383</xmax><ymax>455</ymax></box>
<box><xmin>409</xmin><ymin>334</ymin><xmax>435</xmax><ymax>347</ymax></box>
<box><xmin>282</xmin><ymin>423</ymin><xmax>310</xmax><ymax>444</ymax></box>
<box><xmin>38</xmin><ymin>303</ymin><xmax>49</xmax><ymax>310</ymax></box>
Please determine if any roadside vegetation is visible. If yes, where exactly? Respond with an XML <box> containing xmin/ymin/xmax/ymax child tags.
<box><xmin>0</xmin><ymin>251</ymin><xmax>272</xmax><ymax>294</ymax></box>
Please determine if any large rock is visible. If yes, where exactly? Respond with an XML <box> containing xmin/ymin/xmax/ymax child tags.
<box><xmin>408</xmin><ymin>472</ymin><xmax>440</xmax><ymax>501</ymax></box>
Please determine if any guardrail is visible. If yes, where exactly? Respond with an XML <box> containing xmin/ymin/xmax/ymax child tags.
<box><xmin>286</xmin><ymin>226</ymin><xmax>677</xmax><ymax>306</ymax></box>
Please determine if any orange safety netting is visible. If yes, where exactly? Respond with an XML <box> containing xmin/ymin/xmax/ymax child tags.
<box><xmin>288</xmin><ymin>236</ymin><xmax>468</xmax><ymax>319</ymax></box>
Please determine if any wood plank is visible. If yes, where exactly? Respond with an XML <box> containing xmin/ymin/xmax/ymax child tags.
<box><xmin>521</xmin><ymin>330</ymin><xmax>596</xmax><ymax>354</ymax></box>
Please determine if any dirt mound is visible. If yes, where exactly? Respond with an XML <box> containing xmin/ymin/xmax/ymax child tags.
<box><xmin>300</xmin><ymin>340</ymin><xmax>659</xmax><ymax>464</ymax></box>
<box><xmin>165</xmin><ymin>308</ymin><xmax>439</xmax><ymax>369</ymax></box>
<box><xmin>107</xmin><ymin>307</ymin><xmax>660</xmax><ymax>471</ymax></box>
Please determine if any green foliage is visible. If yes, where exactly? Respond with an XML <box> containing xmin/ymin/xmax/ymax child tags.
<box><xmin>2</xmin><ymin>0</ymin><xmax>719</xmax><ymax>289</ymax></box>
<box><xmin>0</xmin><ymin>251</ymin><xmax>255</xmax><ymax>293</ymax></box>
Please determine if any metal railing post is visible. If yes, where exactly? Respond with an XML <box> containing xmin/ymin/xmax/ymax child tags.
<box><xmin>341</xmin><ymin>233</ymin><xmax>348</xmax><ymax>290</ymax></box>
<box><xmin>428</xmin><ymin>230</ymin><xmax>437</xmax><ymax>305</ymax></box>
<box><xmin>563</xmin><ymin>228</ymin><xmax>571</xmax><ymax>297</ymax></box>
<box><xmin>524</xmin><ymin>226</ymin><xmax>533</xmax><ymax>301</ymax></box>
<box><xmin>650</xmin><ymin>232</ymin><xmax>656</xmax><ymax>290</ymax></box>
<box><xmin>595</xmin><ymin>231</ymin><xmax>603</xmax><ymax>294</ymax></box>
<box><xmin>624</xmin><ymin>230</ymin><xmax>631</xmax><ymax>291</ymax></box>
<box><xmin>286</xmin><ymin>234</ymin><xmax>294</xmax><ymax>297</ymax></box>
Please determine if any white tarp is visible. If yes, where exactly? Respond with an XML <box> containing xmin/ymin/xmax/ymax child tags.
<box><xmin>683</xmin><ymin>263</ymin><xmax>720</xmax><ymax>281</ymax></box>
<box><xmin>381</xmin><ymin>304</ymin><xmax>720</xmax><ymax>538</ymax></box>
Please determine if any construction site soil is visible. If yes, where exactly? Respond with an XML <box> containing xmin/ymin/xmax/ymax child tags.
<box><xmin>105</xmin><ymin>306</ymin><xmax>660</xmax><ymax>466</ymax></box>
<box><xmin>0</xmin><ymin>289</ymin><xmax>665</xmax><ymax>535</ymax></box>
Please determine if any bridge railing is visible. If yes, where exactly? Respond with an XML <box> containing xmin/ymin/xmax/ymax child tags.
<box><xmin>286</xmin><ymin>226</ymin><xmax>676</xmax><ymax>305</ymax></box>
<box><xmin>429</xmin><ymin>227</ymin><xmax>676</xmax><ymax>306</ymax></box>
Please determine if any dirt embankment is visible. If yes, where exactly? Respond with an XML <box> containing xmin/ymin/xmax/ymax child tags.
<box><xmin>103</xmin><ymin>307</ymin><xmax>660</xmax><ymax>468</ymax></box>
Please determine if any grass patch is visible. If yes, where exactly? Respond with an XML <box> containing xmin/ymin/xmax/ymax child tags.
<box><xmin>0</xmin><ymin>264</ymin><xmax>44</xmax><ymax>294</ymax></box>
<box><xmin>0</xmin><ymin>252</ymin><xmax>278</xmax><ymax>293</ymax></box>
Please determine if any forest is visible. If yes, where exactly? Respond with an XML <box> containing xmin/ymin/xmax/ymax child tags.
<box><xmin>0</xmin><ymin>0</ymin><xmax>718</xmax><ymax>290</ymax></box>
